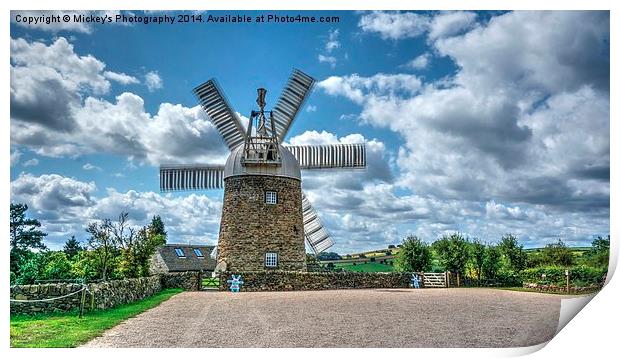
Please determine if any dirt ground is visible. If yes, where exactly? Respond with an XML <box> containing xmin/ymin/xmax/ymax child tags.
<box><xmin>82</xmin><ymin>288</ymin><xmax>572</xmax><ymax>348</ymax></box>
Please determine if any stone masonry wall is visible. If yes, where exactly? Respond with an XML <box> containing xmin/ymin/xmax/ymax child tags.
<box><xmin>218</xmin><ymin>271</ymin><xmax>416</xmax><ymax>291</ymax></box>
<box><xmin>218</xmin><ymin>175</ymin><xmax>306</xmax><ymax>272</ymax></box>
<box><xmin>160</xmin><ymin>271</ymin><xmax>202</xmax><ymax>291</ymax></box>
<box><xmin>10</xmin><ymin>276</ymin><xmax>162</xmax><ymax>315</ymax></box>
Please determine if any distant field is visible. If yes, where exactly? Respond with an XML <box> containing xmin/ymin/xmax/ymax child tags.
<box><xmin>335</xmin><ymin>262</ymin><xmax>395</xmax><ymax>272</ymax></box>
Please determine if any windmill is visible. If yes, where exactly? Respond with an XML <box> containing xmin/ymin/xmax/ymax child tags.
<box><xmin>159</xmin><ymin>69</ymin><xmax>366</xmax><ymax>272</ymax></box>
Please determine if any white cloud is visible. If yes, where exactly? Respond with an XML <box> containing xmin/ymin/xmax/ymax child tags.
<box><xmin>428</xmin><ymin>11</ymin><xmax>478</xmax><ymax>40</ymax></box>
<box><xmin>145</xmin><ymin>71</ymin><xmax>163</xmax><ymax>91</ymax></box>
<box><xmin>10</xmin><ymin>36</ymin><xmax>228</xmax><ymax>166</ymax></box>
<box><xmin>10</xmin><ymin>149</ymin><xmax>22</xmax><ymax>166</ymax></box>
<box><xmin>325</xmin><ymin>29</ymin><xmax>340</xmax><ymax>53</ymax></box>
<box><xmin>404</xmin><ymin>53</ymin><xmax>431</xmax><ymax>70</ymax></box>
<box><xmin>318</xmin><ymin>11</ymin><xmax>609</xmax><ymax>249</ymax></box>
<box><xmin>318</xmin><ymin>28</ymin><xmax>342</xmax><ymax>68</ymax></box>
<box><xmin>23</xmin><ymin>158</ymin><xmax>39</xmax><ymax>167</ymax></box>
<box><xmin>104</xmin><ymin>71</ymin><xmax>140</xmax><ymax>85</ymax></box>
<box><xmin>11</xmin><ymin>173</ymin><xmax>222</xmax><ymax>250</ymax></box>
<box><xmin>82</xmin><ymin>163</ymin><xmax>102</xmax><ymax>171</ymax></box>
<box><xmin>358</xmin><ymin>11</ymin><xmax>430</xmax><ymax>40</ymax></box>
<box><xmin>319</xmin><ymin>73</ymin><xmax>422</xmax><ymax>104</ymax></box>
<box><xmin>306</xmin><ymin>105</ymin><xmax>317</xmax><ymax>112</ymax></box>
<box><xmin>318</xmin><ymin>54</ymin><xmax>337</xmax><ymax>67</ymax></box>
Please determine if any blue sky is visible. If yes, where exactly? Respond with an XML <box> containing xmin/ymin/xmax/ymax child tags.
<box><xmin>10</xmin><ymin>10</ymin><xmax>610</xmax><ymax>252</ymax></box>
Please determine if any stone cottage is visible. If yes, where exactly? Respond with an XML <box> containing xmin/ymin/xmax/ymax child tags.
<box><xmin>151</xmin><ymin>244</ymin><xmax>216</xmax><ymax>275</ymax></box>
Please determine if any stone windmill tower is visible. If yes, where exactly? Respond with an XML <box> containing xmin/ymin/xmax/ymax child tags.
<box><xmin>159</xmin><ymin>69</ymin><xmax>366</xmax><ymax>272</ymax></box>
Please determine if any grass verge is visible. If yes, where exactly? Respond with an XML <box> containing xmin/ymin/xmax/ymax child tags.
<box><xmin>335</xmin><ymin>262</ymin><xmax>395</xmax><ymax>272</ymax></box>
<box><xmin>10</xmin><ymin>288</ymin><xmax>182</xmax><ymax>348</ymax></box>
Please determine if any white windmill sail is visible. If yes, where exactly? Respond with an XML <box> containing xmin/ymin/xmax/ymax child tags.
<box><xmin>193</xmin><ymin>79</ymin><xmax>246</xmax><ymax>150</ymax></box>
<box><xmin>273</xmin><ymin>69</ymin><xmax>315</xmax><ymax>142</ymax></box>
<box><xmin>159</xmin><ymin>165</ymin><xmax>224</xmax><ymax>191</ymax></box>
<box><xmin>302</xmin><ymin>193</ymin><xmax>334</xmax><ymax>254</ymax></box>
<box><xmin>285</xmin><ymin>143</ymin><xmax>366</xmax><ymax>169</ymax></box>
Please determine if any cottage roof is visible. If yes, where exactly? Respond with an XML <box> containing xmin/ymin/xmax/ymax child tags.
<box><xmin>157</xmin><ymin>244</ymin><xmax>216</xmax><ymax>272</ymax></box>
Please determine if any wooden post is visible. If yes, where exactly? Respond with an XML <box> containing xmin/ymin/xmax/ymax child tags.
<box><xmin>566</xmin><ymin>269</ymin><xmax>570</xmax><ymax>293</ymax></box>
<box><xmin>445</xmin><ymin>271</ymin><xmax>449</xmax><ymax>288</ymax></box>
<box><xmin>79</xmin><ymin>285</ymin><xmax>87</xmax><ymax>318</ymax></box>
<box><xmin>457</xmin><ymin>272</ymin><xmax>460</xmax><ymax>287</ymax></box>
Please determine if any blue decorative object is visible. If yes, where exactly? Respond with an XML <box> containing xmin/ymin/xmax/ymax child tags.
<box><xmin>227</xmin><ymin>274</ymin><xmax>244</xmax><ymax>292</ymax></box>
<box><xmin>411</xmin><ymin>274</ymin><xmax>420</xmax><ymax>289</ymax></box>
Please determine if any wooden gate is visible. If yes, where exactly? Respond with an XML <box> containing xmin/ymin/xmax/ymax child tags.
<box><xmin>202</xmin><ymin>277</ymin><xmax>220</xmax><ymax>291</ymax></box>
<box><xmin>423</xmin><ymin>272</ymin><xmax>447</xmax><ymax>288</ymax></box>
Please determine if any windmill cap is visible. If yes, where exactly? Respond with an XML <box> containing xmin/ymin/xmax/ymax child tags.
<box><xmin>223</xmin><ymin>145</ymin><xmax>301</xmax><ymax>180</ymax></box>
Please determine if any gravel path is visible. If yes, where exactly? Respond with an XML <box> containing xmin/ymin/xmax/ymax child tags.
<box><xmin>82</xmin><ymin>288</ymin><xmax>570</xmax><ymax>348</ymax></box>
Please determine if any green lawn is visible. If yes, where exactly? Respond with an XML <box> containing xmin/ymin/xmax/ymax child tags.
<box><xmin>10</xmin><ymin>288</ymin><xmax>182</xmax><ymax>348</ymax></box>
<box><xmin>335</xmin><ymin>262</ymin><xmax>395</xmax><ymax>272</ymax></box>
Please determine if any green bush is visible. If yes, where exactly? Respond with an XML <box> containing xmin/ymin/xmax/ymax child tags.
<box><xmin>521</xmin><ymin>266</ymin><xmax>606</xmax><ymax>286</ymax></box>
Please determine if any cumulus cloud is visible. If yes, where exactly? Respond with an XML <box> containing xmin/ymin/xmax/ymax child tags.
<box><xmin>145</xmin><ymin>71</ymin><xmax>163</xmax><ymax>91</ymax></box>
<box><xmin>404</xmin><ymin>53</ymin><xmax>431</xmax><ymax>70</ymax></box>
<box><xmin>325</xmin><ymin>29</ymin><xmax>340</xmax><ymax>52</ymax></box>
<box><xmin>10</xmin><ymin>36</ymin><xmax>228</xmax><ymax>166</ymax></box>
<box><xmin>11</xmin><ymin>173</ymin><xmax>223</xmax><ymax>250</ymax></box>
<box><xmin>318</xmin><ymin>54</ymin><xmax>337</xmax><ymax>67</ymax></box>
<box><xmin>10</xmin><ymin>149</ymin><xmax>22</xmax><ymax>166</ymax></box>
<box><xmin>318</xmin><ymin>29</ymin><xmax>342</xmax><ymax>68</ymax></box>
<box><xmin>358</xmin><ymin>11</ymin><xmax>430</xmax><ymax>40</ymax></box>
<box><xmin>316</xmin><ymin>11</ymin><xmax>609</xmax><ymax>249</ymax></box>
<box><xmin>23</xmin><ymin>158</ymin><xmax>39</xmax><ymax>167</ymax></box>
<box><xmin>104</xmin><ymin>71</ymin><xmax>140</xmax><ymax>85</ymax></box>
<box><xmin>82</xmin><ymin>163</ymin><xmax>102</xmax><ymax>171</ymax></box>
<box><xmin>428</xmin><ymin>11</ymin><xmax>477</xmax><ymax>40</ymax></box>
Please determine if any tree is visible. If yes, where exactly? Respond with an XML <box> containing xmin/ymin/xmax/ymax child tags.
<box><xmin>541</xmin><ymin>239</ymin><xmax>574</xmax><ymax>266</ymax></box>
<box><xmin>10</xmin><ymin>203</ymin><xmax>47</xmax><ymax>274</ymax></box>
<box><xmin>133</xmin><ymin>227</ymin><xmax>167</xmax><ymax>277</ymax></box>
<box><xmin>86</xmin><ymin>220</ymin><xmax>116</xmax><ymax>281</ymax></box>
<box><xmin>15</xmin><ymin>253</ymin><xmax>48</xmax><ymax>285</ymax></box>
<box><xmin>388</xmin><ymin>244</ymin><xmax>396</xmax><ymax>249</ymax></box>
<box><xmin>395</xmin><ymin>236</ymin><xmax>432</xmax><ymax>272</ymax></box>
<box><xmin>432</xmin><ymin>233</ymin><xmax>471</xmax><ymax>275</ymax></box>
<box><xmin>150</xmin><ymin>215</ymin><xmax>167</xmax><ymax>237</ymax></box>
<box><xmin>483</xmin><ymin>244</ymin><xmax>502</xmax><ymax>280</ymax></box>
<box><xmin>498</xmin><ymin>234</ymin><xmax>527</xmax><ymax>272</ymax></box>
<box><xmin>317</xmin><ymin>252</ymin><xmax>341</xmax><ymax>261</ymax></box>
<box><xmin>471</xmin><ymin>239</ymin><xmax>486</xmax><ymax>283</ymax></box>
<box><xmin>63</xmin><ymin>236</ymin><xmax>83</xmax><ymax>259</ymax></box>
<box><xmin>42</xmin><ymin>252</ymin><xmax>73</xmax><ymax>280</ymax></box>
<box><xmin>586</xmin><ymin>235</ymin><xmax>610</xmax><ymax>268</ymax></box>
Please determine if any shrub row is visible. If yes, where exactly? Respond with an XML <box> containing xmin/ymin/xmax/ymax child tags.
<box><xmin>520</xmin><ymin>265</ymin><xmax>607</xmax><ymax>286</ymax></box>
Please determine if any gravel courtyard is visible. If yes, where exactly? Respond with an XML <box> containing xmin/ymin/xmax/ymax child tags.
<box><xmin>82</xmin><ymin>288</ymin><xmax>570</xmax><ymax>348</ymax></box>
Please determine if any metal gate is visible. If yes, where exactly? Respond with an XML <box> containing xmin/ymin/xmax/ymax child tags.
<box><xmin>423</xmin><ymin>272</ymin><xmax>447</xmax><ymax>288</ymax></box>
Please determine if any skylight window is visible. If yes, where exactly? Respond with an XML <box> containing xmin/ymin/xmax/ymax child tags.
<box><xmin>194</xmin><ymin>248</ymin><xmax>204</xmax><ymax>257</ymax></box>
<box><xmin>175</xmin><ymin>248</ymin><xmax>186</xmax><ymax>257</ymax></box>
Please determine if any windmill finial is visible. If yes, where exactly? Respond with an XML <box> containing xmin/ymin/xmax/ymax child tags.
<box><xmin>256</xmin><ymin>88</ymin><xmax>267</xmax><ymax>111</ymax></box>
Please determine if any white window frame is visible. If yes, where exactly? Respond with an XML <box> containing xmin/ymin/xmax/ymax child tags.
<box><xmin>175</xmin><ymin>248</ymin><xmax>186</xmax><ymax>258</ymax></box>
<box><xmin>265</xmin><ymin>191</ymin><xmax>277</xmax><ymax>205</ymax></box>
<box><xmin>265</xmin><ymin>252</ymin><xmax>278</xmax><ymax>268</ymax></box>
<box><xmin>193</xmin><ymin>248</ymin><xmax>204</xmax><ymax>258</ymax></box>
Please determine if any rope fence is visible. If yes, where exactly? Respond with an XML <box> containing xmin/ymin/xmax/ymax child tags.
<box><xmin>10</xmin><ymin>281</ymin><xmax>91</xmax><ymax>317</ymax></box>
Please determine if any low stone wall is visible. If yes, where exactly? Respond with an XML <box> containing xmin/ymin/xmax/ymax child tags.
<box><xmin>10</xmin><ymin>283</ymin><xmax>86</xmax><ymax>315</ymax></box>
<box><xmin>11</xmin><ymin>276</ymin><xmax>162</xmax><ymax>315</ymax></box>
<box><xmin>160</xmin><ymin>271</ymin><xmax>202</xmax><ymax>291</ymax></box>
<box><xmin>218</xmin><ymin>271</ymin><xmax>415</xmax><ymax>291</ymax></box>
<box><xmin>88</xmin><ymin>276</ymin><xmax>162</xmax><ymax>310</ymax></box>
<box><xmin>522</xmin><ymin>282</ymin><xmax>603</xmax><ymax>294</ymax></box>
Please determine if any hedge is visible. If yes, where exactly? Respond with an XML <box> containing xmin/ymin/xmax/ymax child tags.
<box><xmin>520</xmin><ymin>265</ymin><xmax>607</xmax><ymax>286</ymax></box>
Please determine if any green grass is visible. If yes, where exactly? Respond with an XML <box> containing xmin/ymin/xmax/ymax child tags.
<box><xmin>10</xmin><ymin>288</ymin><xmax>182</xmax><ymax>348</ymax></box>
<box><xmin>335</xmin><ymin>262</ymin><xmax>395</xmax><ymax>272</ymax></box>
